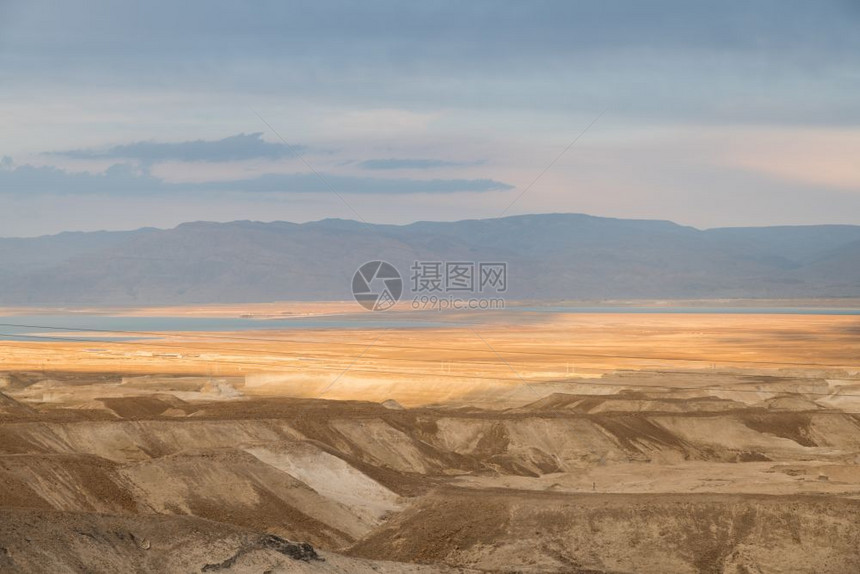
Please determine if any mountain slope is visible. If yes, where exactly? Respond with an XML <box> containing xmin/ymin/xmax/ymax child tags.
<box><xmin>0</xmin><ymin>214</ymin><xmax>858</xmax><ymax>304</ymax></box>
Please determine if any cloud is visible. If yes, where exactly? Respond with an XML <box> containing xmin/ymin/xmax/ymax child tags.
<box><xmin>358</xmin><ymin>158</ymin><xmax>482</xmax><ymax>170</ymax></box>
<box><xmin>5</xmin><ymin>1</ymin><xmax>860</xmax><ymax>125</ymax></box>
<box><xmin>51</xmin><ymin>133</ymin><xmax>305</xmax><ymax>163</ymax></box>
<box><xmin>0</xmin><ymin>163</ymin><xmax>160</xmax><ymax>195</ymax></box>
<box><xmin>0</xmin><ymin>161</ymin><xmax>513</xmax><ymax>195</ymax></box>
<box><xmin>202</xmin><ymin>173</ymin><xmax>510</xmax><ymax>194</ymax></box>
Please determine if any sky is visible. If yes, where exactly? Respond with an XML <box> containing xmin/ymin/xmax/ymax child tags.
<box><xmin>1</xmin><ymin>0</ymin><xmax>859</xmax><ymax>236</ymax></box>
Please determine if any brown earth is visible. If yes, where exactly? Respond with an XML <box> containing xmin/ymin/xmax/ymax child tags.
<box><xmin>0</xmin><ymin>310</ymin><xmax>859</xmax><ymax>572</ymax></box>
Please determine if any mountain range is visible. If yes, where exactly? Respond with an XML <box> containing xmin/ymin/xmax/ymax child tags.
<box><xmin>1</xmin><ymin>213</ymin><xmax>859</xmax><ymax>305</ymax></box>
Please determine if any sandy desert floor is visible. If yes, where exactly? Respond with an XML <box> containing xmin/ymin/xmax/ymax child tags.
<box><xmin>1</xmin><ymin>305</ymin><xmax>859</xmax><ymax>573</ymax></box>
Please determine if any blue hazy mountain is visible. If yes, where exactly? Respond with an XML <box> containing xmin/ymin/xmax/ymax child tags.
<box><xmin>1</xmin><ymin>214</ymin><xmax>859</xmax><ymax>305</ymax></box>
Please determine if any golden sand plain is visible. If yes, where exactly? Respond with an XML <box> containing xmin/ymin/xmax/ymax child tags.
<box><xmin>1</xmin><ymin>309</ymin><xmax>856</xmax><ymax>375</ymax></box>
<box><xmin>1</xmin><ymin>307</ymin><xmax>858</xmax><ymax>406</ymax></box>
<box><xmin>2</xmin><ymin>305</ymin><xmax>860</xmax><ymax>572</ymax></box>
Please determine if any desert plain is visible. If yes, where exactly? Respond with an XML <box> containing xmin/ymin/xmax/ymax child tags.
<box><xmin>1</xmin><ymin>304</ymin><xmax>859</xmax><ymax>573</ymax></box>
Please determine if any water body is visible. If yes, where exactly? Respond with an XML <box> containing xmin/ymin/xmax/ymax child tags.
<box><xmin>0</xmin><ymin>314</ymin><xmax>445</xmax><ymax>342</ymax></box>
<box><xmin>0</xmin><ymin>306</ymin><xmax>857</xmax><ymax>341</ymax></box>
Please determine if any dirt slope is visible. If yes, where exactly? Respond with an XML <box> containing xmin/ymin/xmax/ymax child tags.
<box><xmin>2</xmin><ymin>369</ymin><xmax>860</xmax><ymax>572</ymax></box>
<box><xmin>0</xmin><ymin>509</ymin><xmax>466</xmax><ymax>573</ymax></box>
<box><xmin>350</xmin><ymin>489</ymin><xmax>860</xmax><ymax>574</ymax></box>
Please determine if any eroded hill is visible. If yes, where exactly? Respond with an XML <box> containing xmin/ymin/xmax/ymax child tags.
<box><xmin>1</xmin><ymin>369</ymin><xmax>860</xmax><ymax>572</ymax></box>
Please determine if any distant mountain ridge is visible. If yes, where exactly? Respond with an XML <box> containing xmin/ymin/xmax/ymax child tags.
<box><xmin>1</xmin><ymin>213</ymin><xmax>859</xmax><ymax>305</ymax></box>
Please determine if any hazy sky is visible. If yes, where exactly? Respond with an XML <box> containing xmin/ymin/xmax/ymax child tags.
<box><xmin>1</xmin><ymin>0</ymin><xmax>859</xmax><ymax>236</ymax></box>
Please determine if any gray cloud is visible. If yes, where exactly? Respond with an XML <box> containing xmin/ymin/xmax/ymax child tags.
<box><xmin>3</xmin><ymin>1</ymin><xmax>859</xmax><ymax>125</ymax></box>
<box><xmin>51</xmin><ymin>133</ymin><xmax>305</xmax><ymax>163</ymax></box>
<box><xmin>200</xmin><ymin>173</ymin><xmax>510</xmax><ymax>194</ymax></box>
<box><xmin>0</xmin><ymin>162</ymin><xmax>159</xmax><ymax>195</ymax></box>
<box><xmin>358</xmin><ymin>158</ymin><xmax>482</xmax><ymax>170</ymax></box>
<box><xmin>0</xmin><ymin>161</ymin><xmax>512</xmax><ymax>195</ymax></box>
